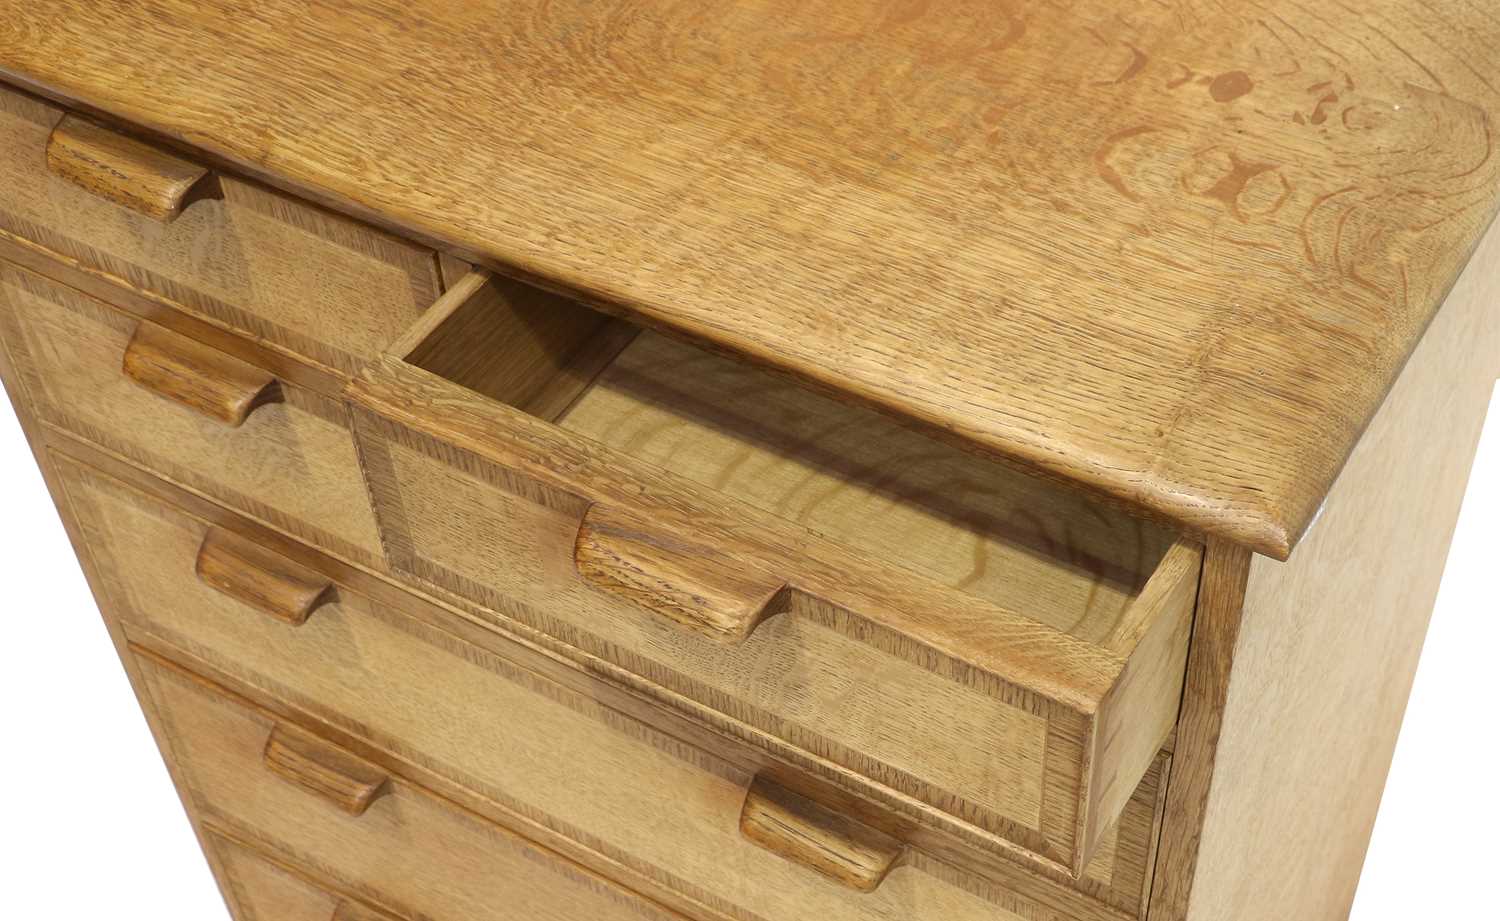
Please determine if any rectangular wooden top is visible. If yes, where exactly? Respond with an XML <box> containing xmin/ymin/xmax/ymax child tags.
<box><xmin>2</xmin><ymin>0</ymin><xmax>1496</xmax><ymax>558</ymax></box>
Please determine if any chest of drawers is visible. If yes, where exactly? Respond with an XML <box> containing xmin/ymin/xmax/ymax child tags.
<box><xmin>1</xmin><ymin>4</ymin><xmax>1497</xmax><ymax>920</ymax></box>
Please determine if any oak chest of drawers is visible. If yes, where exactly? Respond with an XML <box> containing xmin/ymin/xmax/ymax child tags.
<box><xmin>2</xmin><ymin>3</ymin><xmax>1497</xmax><ymax>920</ymax></box>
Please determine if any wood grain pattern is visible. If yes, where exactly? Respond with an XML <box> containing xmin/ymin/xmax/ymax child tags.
<box><xmin>556</xmin><ymin>325</ymin><xmax>1174</xmax><ymax>642</ymax></box>
<box><xmin>261</xmin><ymin>725</ymin><xmax>389</xmax><ymax>817</ymax></box>
<box><xmin>195</xmin><ymin>527</ymin><xmax>336</xmax><ymax>626</ymax></box>
<box><xmin>0</xmin><ymin>267</ymin><xmax>275</xmax><ymax>921</ymax></box>
<box><xmin>1084</xmin><ymin>541</ymin><xmax>1198</xmax><ymax>868</ymax></box>
<box><xmin>351</xmin><ymin>347</ymin><xmax>1197</xmax><ymax>874</ymax></box>
<box><xmin>0</xmin><ymin>229</ymin><xmax>345</xmax><ymax>399</ymax></box>
<box><xmin>574</xmin><ymin>501</ymin><xmax>791</xmax><ymax>644</ymax></box>
<box><xmin>2</xmin><ymin>1</ymin><xmax>1497</xmax><ymax>555</ymax></box>
<box><xmin>0</xmin><ymin>83</ymin><xmax>441</xmax><ymax>377</ymax></box>
<box><xmin>122</xmin><ymin>323</ymin><xmax>282</xmax><ymax>427</ymax></box>
<box><xmin>1143</xmin><ymin>540</ymin><xmax>1252</xmax><ymax>921</ymax></box>
<box><xmin>739</xmin><ymin>774</ymin><xmax>906</xmax><ymax>892</ymax></box>
<box><xmin>46</xmin><ymin>115</ymin><xmax>215</xmax><ymax>222</ymax></box>
<box><xmin>359</xmin><ymin>269</ymin><xmax>1195</xmax><ymax>873</ymax></box>
<box><xmin>0</xmin><ymin>259</ymin><xmax>383</xmax><ymax>563</ymax></box>
<box><xmin>330</xmin><ymin>900</ymin><xmax>398</xmax><ymax>921</ymax></box>
<box><xmin>55</xmin><ymin>452</ymin><xmax>1163</xmax><ymax>920</ymax></box>
<box><xmin>127</xmin><ymin>606</ymin><xmax>1056</xmax><ymax>921</ymax></box>
<box><xmin>210</xmin><ymin>834</ymin><xmax>362</xmax><ymax>921</ymax></box>
<box><xmin>53</xmin><ymin>450</ymin><xmax>1165</xmax><ymax>919</ymax></box>
<box><xmin>402</xmin><ymin>270</ymin><xmax>636</xmax><ymax>422</ymax></box>
<box><xmin>136</xmin><ymin>653</ymin><xmax>693</xmax><ymax>921</ymax></box>
<box><xmin>1153</xmin><ymin>216</ymin><xmax>1500</xmax><ymax>920</ymax></box>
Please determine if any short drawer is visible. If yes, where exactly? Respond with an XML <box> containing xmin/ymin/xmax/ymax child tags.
<box><xmin>0</xmin><ymin>82</ymin><xmax>442</xmax><ymax>377</ymax></box>
<box><xmin>138</xmin><ymin>656</ymin><xmax>688</xmax><ymax>921</ymax></box>
<box><xmin>348</xmin><ymin>271</ymin><xmax>1200</xmax><ymax>874</ymax></box>
<box><xmin>0</xmin><ymin>260</ymin><xmax>381</xmax><ymax>563</ymax></box>
<box><xmin>60</xmin><ymin>459</ymin><xmax>1165</xmax><ymax>921</ymax></box>
<box><xmin>209</xmin><ymin>833</ymin><xmax>399</xmax><ymax>921</ymax></box>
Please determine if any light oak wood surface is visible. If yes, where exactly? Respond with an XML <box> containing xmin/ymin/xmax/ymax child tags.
<box><xmin>260</xmin><ymin>725</ymin><xmax>391</xmax><ymax>818</ymax></box>
<box><xmin>2</xmin><ymin>1</ymin><xmax>1497</xmax><ymax>556</ymax></box>
<box><xmin>0</xmin><ymin>83</ymin><xmax>442</xmax><ymax>378</ymax></box>
<box><xmin>121</xmin><ymin>323</ymin><xmax>283</xmax><ymax>428</ymax></box>
<box><xmin>0</xmin><ymin>246</ymin><xmax>296</xmax><ymax>921</ymax></box>
<box><xmin>738</xmin><ymin>775</ymin><xmax>907</xmax><ymax>893</ymax></box>
<box><xmin>195</xmin><ymin>528</ymin><xmax>338</xmax><ymax>627</ymax></box>
<box><xmin>211</xmin><ymin>835</ymin><xmax>367</xmax><ymax>921</ymax></box>
<box><xmin>57</xmin><ymin>455</ymin><xmax>1170</xmax><ymax>921</ymax></box>
<box><xmin>46</xmin><ymin>115</ymin><xmax>216</xmax><ymax>223</ymax></box>
<box><xmin>350</xmin><ymin>270</ymin><xmax>1201</xmax><ymax>875</ymax></box>
<box><xmin>1152</xmin><ymin>211</ymin><xmax>1500</xmax><ymax>919</ymax></box>
<box><xmin>138</xmin><ymin>653</ymin><xmax>694</xmax><ymax>921</ymax></box>
<box><xmin>0</xmin><ymin>9</ymin><xmax>1493</xmax><ymax>919</ymax></box>
<box><xmin>50</xmin><ymin>440</ymin><xmax>1171</xmax><ymax>920</ymax></box>
<box><xmin>0</xmin><ymin>259</ymin><xmax>383</xmax><ymax>564</ymax></box>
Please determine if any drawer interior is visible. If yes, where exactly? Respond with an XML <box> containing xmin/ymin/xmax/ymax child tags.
<box><xmin>400</xmin><ymin>271</ymin><xmax>1177</xmax><ymax>645</ymax></box>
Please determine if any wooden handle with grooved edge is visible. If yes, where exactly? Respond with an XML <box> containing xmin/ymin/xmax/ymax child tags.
<box><xmin>573</xmin><ymin>502</ymin><xmax>790</xmax><ymax>644</ymax></box>
<box><xmin>262</xmin><ymin>726</ymin><xmax>389</xmax><ymax>816</ymax></box>
<box><xmin>740</xmin><ymin>775</ymin><xmax>905</xmax><ymax>892</ymax></box>
<box><xmin>122</xmin><ymin>323</ymin><xmax>281</xmax><ymax>426</ymax></box>
<box><xmin>195</xmin><ymin>528</ymin><xmax>336</xmax><ymax>625</ymax></box>
<box><xmin>46</xmin><ymin>115</ymin><xmax>219</xmax><ymax>222</ymax></box>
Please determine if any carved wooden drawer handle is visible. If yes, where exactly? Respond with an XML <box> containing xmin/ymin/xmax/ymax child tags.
<box><xmin>195</xmin><ymin>528</ymin><xmax>336</xmax><ymax>625</ymax></box>
<box><xmin>739</xmin><ymin>775</ymin><xmax>905</xmax><ymax>892</ymax></box>
<box><xmin>122</xmin><ymin>323</ymin><xmax>282</xmax><ymax>426</ymax></box>
<box><xmin>262</xmin><ymin>726</ymin><xmax>390</xmax><ymax>816</ymax></box>
<box><xmin>46</xmin><ymin>114</ymin><xmax>217</xmax><ymax>222</ymax></box>
<box><xmin>573</xmin><ymin>502</ymin><xmax>790</xmax><ymax>644</ymax></box>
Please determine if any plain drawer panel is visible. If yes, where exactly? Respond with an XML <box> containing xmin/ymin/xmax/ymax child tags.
<box><xmin>58</xmin><ymin>459</ymin><xmax>1163</xmax><ymax>921</ymax></box>
<box><xmin>0</xmin><ymin>83</ymin><xmax>441</xmax><ymax>376</ymax></box>
<box><xmin>0</xmin><ymin>259</ymin><xmax>381</xmax><ymax>563</ymax></box>
<box><xmin>348</xmin><ymin>270</ymin><xmax>1201</xmax><ymax>874</ymax></box>
<box><xmin>138</xmin><ymin>657</ymin><xmax>689</xmax><ymax>921</ymax></box>
<box><xmin>210</xmin><ymin>835</ymin><xmax>361</xmax><ymax>921</ymax></box>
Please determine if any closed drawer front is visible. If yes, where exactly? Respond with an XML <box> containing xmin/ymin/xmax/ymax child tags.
<box><xmin>0</xmin><ymin>260</ymin><xmax>382</xmax><ymax>563</ymax></box>
<box><xmin>350</xmin><ymin>271</ymin><xmax>1199</xmax><ymax>874</ymax></box>
<box><xmin>59</xmin><ymin>458</ymin><xmax>1163</xmax><ymax>921</ymax></box>
<box><xmin>139</xmin><ymin>656</ymin><xmax>689</xmax><ymax>921</ymax></box>
<box><xmin>0</xmin><ymin>82</ymin><xmax>442</xmax><ymax>376</ymax></box>
<box><xmin>209</xmin><ymin>833</ymin><xmax>400</xmax><ymax>921</ymax></box>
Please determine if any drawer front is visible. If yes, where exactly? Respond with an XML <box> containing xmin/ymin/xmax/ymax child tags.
<box><xmin>0</xmin><ymin>83</ymin><xmax>442</xmax><ymax>376</ymax></box>
<box><xmin>362</xmin><ymin>425</ymin><xmax>1058</xmax><ymax>837</ymax></box>
<box><xmin>59</xmin><ymin>458</ymin><xmax>1160</xmax><ymax>921</ymax></box>
<box><xmin>138</xmin><ymin>656</ymin><xmax>687</xmax><ymax>921</ymax></box>
<box><xmin>348</xmin><ymin>272</ymin><xmax>1199</xmax><ymax>875</ymax></box>
<box><xmin>0</xmin><ymin>260</ymin><xmax>381</xmax><ymax>563</ymax></box>
<box><xmin>210</xmin><ymin>834</ymin><xmax>389</xmax><ymax>921</ymax></box>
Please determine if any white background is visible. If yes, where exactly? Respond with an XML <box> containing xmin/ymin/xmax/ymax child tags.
<box><xmin>0</xmin><ymin>384</ymin><xmax>1494</xmax><ymax>920</ymax></box>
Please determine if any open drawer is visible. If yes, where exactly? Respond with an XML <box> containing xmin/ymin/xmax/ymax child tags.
<box><xmin>345</xmin><ymin>270</ymin><xmax>1201</xmax><ymax>876</ymax></box>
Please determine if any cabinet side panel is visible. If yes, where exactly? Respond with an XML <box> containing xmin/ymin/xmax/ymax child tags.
<box><xmin>1167</xmin><ymin>220</ymin><xmax>1500</xmax><ymax>920</ymax></box>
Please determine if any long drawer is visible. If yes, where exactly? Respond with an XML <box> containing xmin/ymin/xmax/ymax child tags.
<box><xmin>138</xmin><ymin>654</ymin><xmax>689</xmax><ymax>921</ymax></box>
<box><xmin>209</xmin><ymin>833</ymin><xmax>400</xmax><ymax>921</ymax></box>
<box><xmin>0</xmin><ymin>82</ymin><xmax>443</xmax><ymax>378</ymax></box>
<box><xmin>349</xmin><ymin>270</ymin><xmax>1199</xmax><ymax>874</ymax></box>
<box><xmin>59</xmin><ymin>456</ymin><xmax>1164</xmax><ymax>921</ymax></box>
<box><xmin>0</xmin><ymin>259</ymin><xmax>382</xmax><ymax>563</ymax></box>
